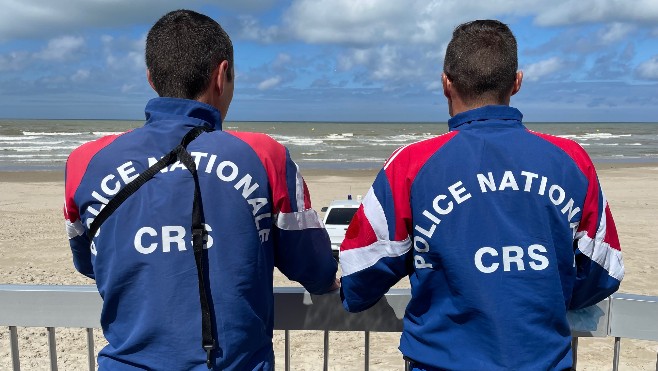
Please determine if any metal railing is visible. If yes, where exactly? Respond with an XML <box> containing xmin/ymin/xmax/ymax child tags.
<box><xmin>1</xmin><ymin>285</ymin><xmax>657</xmax><ymax>370</ymax></box>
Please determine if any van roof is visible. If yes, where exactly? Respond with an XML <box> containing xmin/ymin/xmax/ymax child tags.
<box><xmin>327</xmin><ymin>199</ymin><xmax>361</xmax><ymax>208</ymax></box>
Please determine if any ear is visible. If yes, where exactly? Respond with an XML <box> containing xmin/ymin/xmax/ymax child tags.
<box><xmin>214</xmin><ymin>60</ymin><xmax>230</xmax><ymax>97</ymax></box>
<box><xmin>146</xmin><ymin>70</ymin><xmax>157</xmax><ymax>93</ymax></box>
<box><xmin>511</xmin><ymin>71</ymin><xmax>523</xmax><ymax>96</ymax></box>
<box><xmin>442</xmin><ymin>73</ymin><xmax>451</xmax><ymax>100</ymax></box>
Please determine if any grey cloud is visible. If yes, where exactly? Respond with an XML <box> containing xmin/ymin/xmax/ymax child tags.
<box><xmin>586</xmin><ymin>43</ymin><xmax>634</xmax><ymax>80</ymax></box>
<box><xmin>0</xmin><ymin>0</ymin><xmax>276</xmax><ymax>41</ymax></box>
<box><xmin>636</xmin><ymin>56</ymin><xmax>658</xmax><ymax>80</ymax></box>
<box><xmin>534</xmin><ymin>0</ymin><xmax>658</xmax><ymax>26</ymax></box>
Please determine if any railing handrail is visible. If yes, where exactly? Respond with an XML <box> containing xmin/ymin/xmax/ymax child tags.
<box><xmin>1</xmin><ymin>284</ymin><xmax>657</xmax><ymax>341</ymax></box>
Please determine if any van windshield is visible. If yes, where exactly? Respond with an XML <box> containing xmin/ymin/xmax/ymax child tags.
<box><xmin>325</xmin><ymin>208</ymin><xmax>358</xmax><ymax>225</ymax></box>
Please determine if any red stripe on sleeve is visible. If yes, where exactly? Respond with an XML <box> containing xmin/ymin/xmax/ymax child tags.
<box><xmin>64</xmin><ymin>134</ymin><xmax>124</xmax><ymax>222</ymax></box>
<box><xmin>227</xmin><ymin>131</ymin><xmax>291</xmax><ymax>213</ymax></box>
<box><xmin>302</xmin><ymin>179</ymin><xmax>312</xmax><ymax>209</ymax></box>
<box><xmin>528</xmin><ymin>131</ymin><xmax>601</xmax><ymax>238</ymax></box>
<box><xmin>342</xmin><ymin>206</ymin><xmax>378</xmax><ymax>251</ymax></box>
<box><xmin>384</xmin><ymin>132</ymin><xmax>458</xmax><ymax>240</ymax></box>
<box><xmin>604</xmin><ymin>204</ymin><xmax>621</xmax><ymax>251</ymax></box>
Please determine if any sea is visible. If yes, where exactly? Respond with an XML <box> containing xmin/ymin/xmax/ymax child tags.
<box><xmin>1</xmin><ymin>119</ymin><xmax>657</xmax><ymax>172</ymax></box>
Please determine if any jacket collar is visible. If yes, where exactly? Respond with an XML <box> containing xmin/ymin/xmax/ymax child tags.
<box><xmin>448</xmin><ymin>105</ymin><xmax>523</xmax><ymax>131</ymax></box>
<box><xmin>144</xmin><ymin>97</ymin><xmax>223</xmax><ymax>130</ymax></box>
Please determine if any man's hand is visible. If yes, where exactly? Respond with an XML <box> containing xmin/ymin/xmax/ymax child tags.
<box><xmin>328</xmin><ymin>277</ymin><xmax>341</xmax><ymax>292</ymax></box>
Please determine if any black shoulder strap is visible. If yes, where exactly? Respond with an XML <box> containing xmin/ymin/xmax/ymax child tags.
<box><xmin>87</xmin><ymin>125</ymin><xmax>218</xmax><ymax>368</ymax></box>
<box><xmin>87</xmin><ymin>126</ymin><xmax>210</xmax><ymax>238</ymax></box>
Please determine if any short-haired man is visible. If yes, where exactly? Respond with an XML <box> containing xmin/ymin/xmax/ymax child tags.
<box><xmin>64</xmin><ymin>10</ymin><xmax>338</xmax><ymax>370</ymax></box>
<box><xmin>339</xmin><ymin>20</ymin><xmax>623</xmax><ymax>370</ymax></box>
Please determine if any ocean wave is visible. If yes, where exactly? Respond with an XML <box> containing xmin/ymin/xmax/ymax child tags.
<box><xmin>13</xmin><ymin>158</ymin><xmax>64</xmax><ymax>162</ymax></box>
<box><xmin>0</xmin><ymin>145</ymin><xmax>78</xmax><ymax>152</ymax></box>
<box><xmin>0</xmin><ymin>136</ymin><xmax>42</xmax><ymax>141</ymax></box>
<box><xmin>92</xmin><ymin>131</ymin><xmax>125</xmax><ymax>136</ymax></box>
<box><xmin>269</xmin><ymin>134</ymin><xmax>324</xmax><ymax>146</ymax></box>
<box><xmin>0</xmin><ymin>140</ymin><xmax>68</xmax><ymax>146</ymax></box>
<box><xmin>324</xmin><ymin>133</ymin><xmax>354</xmax><ymax>141</ymax></box>
<box><xmin>23</xmin><ymin>131</ymin><xmax>84</xmax><ymax>136</ymax></box>
<box><xmin>1</xmin><ymin>153</ymin><xmax>68</xmax><ymax>158</ymax></box>
<box><xmin>365</xmin><ymin>134</ymin><xmax>434</xmax><ymax>143</ymax></box>
<box><xmin>561</xmin><ymin>133</ymin><xmax>633</xmax><ymax>141</ymax></box>
<box><xmin>300</xmin><ymin>157</ymin><xmax>385</xmax><ymax>163</ymax></box>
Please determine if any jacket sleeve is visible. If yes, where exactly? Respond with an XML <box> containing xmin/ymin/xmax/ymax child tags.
<box><xmin>270</xmin><ymin>149</ymin><xmax>337</xmax><ymax>295</ymax></box>
<box><xmin>339</xmin><ymin>166</ymin><xmax>413</xmax><ymax>312</ymax></box>
<box><xmin>64</xmin><ymin>161</ymin><xmax>95</xmax><ymax>280</ymax></box>
<box><xmin>570</xmin><ymin>164</ymin><xmax>624</xmax><ymax>309</ymax></box>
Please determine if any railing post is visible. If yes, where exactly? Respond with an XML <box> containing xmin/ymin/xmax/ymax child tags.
<box><xmin>284</xmin><ymin>330</ymin><xmax>290</xmax><ymax>371</ymax></box>
<box><xmin>364</xmin><ymin>330</ymin><xmax>370</xmax><ymax>371</ymax></box>
<box><xmin>47</xmin><ymin>327</ymin><xmax>58</xmax><ymax>371</ymax></box>
<box><xmin>9</xmin><ymin>326</ymin><xmax>20</xmax><ymax>371</ymax></box>
<box><xmin>323</xmin><ymin>330</ymin><xmax>329</xmax><ymax>371</ymax></box>
<box><xmin>571</xmin><ymin>337</ymin><xmax>578</xmax><ymax>370</ymax></box>
<box><xmin>86</xmin><ymin>328</ymin><xmax>95</xmax><ymax>371</ymax></box>
<box><xmin>612</xmin><ymin>337</ymin><xmax>621</xmax><ymax>371</ymax></box>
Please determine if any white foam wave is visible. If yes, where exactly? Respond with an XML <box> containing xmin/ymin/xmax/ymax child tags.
<box><xmin>0</xmin><ymin>146</ymin><xmax>77</xmax><ymax>152</ymax></box>
<box><xmin>325</xmin><ymin>133</ymin><xmax>354</xmax><ymax>141</ymax></box>
<box><xmin>23</xmin><ymin>131</ymin><xmax>83</xmax><ymax>136</ymax></box>
<box><xmin>561</xmin><ymin>133</ymin><xmax>633</xmax><ymax>141</ymax></box>
<box><xmin>366</xmin><ymin>134</ymin><xmax>434</xmax><ymax>143</ymax></box>
<box><xmin>92</xmin><ymin>131</ymin><xmax>125</xmax><ymax>136</ymax></box>
<box><xmin>0</xmin><ymin>136</ymin><xmax>42</xmax><ymax>141</ymax></box>
<box><xmin>14</xmin><ymin>158</ymin><xmax>63</xmax><ymax>162</ymax></box>
<box><xmin>301</xmin><ymin>158</ymin><xmax>345</xmax><ymax>162</ymax></box>
<box><xmin>269</xmin><ymin>134</ymin><xmax>324</xmax><ymax>146</ymax></box>
<box><xmin>0</xmin><ymin>140</ymin><xmax>67</xmax><ymax>146</ymax></box>
<box><xmin>1</xmin><ymin>153</ymin><xmax>68</xmax><ymax>158</ymax></box>
<box><xmin>300</xmin><ymin>157</ymin><xmax>385</xmax><ymax>163</ymax></box>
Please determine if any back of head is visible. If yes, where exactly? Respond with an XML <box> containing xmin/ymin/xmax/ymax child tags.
<box><xmin>146</xmin><ymin>9</ymin><xmax>233</xmax><ymax>100</ymax></box>
<box><xmin>443</xmin><ymin>20</ymin><xmax>517</xmax><ymax>106</ymax></box>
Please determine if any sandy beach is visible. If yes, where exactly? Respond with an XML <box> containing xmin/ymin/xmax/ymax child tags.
<box><xmin>1</xmin><ymin>164</ymin><xmax>657</xmax><ymax>370</ymax></box>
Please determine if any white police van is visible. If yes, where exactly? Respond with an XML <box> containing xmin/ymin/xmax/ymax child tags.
<box><xmin>321</xmin><ymin>197</ymin><xmax>361</xmax><ymax>259</ymax></box>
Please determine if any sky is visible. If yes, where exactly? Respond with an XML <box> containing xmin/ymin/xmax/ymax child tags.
<box><xmin>0</xmin><ymin>0</ymin><xmax>657</xmax><ymax>122</ymax></box>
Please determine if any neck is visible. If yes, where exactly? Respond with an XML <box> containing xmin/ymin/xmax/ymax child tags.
<box><xmin>449</xmin><ymin>96</ymin><xmax>510</xmax><ymax>117</ymax></box>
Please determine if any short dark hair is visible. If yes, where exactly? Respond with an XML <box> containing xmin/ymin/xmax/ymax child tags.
<box><xmin>443</xmin><ymin>20</ymin><xmax>517</xmax><ymax>105</ymax></box>
<box><xmin>145</xmin><ymin>9</ymin><xmax>233</xmax><ymax>99</ymax></box>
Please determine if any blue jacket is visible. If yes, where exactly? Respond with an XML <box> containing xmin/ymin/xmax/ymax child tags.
<box><xmin>64</xmin><ymin>98</ymin><xmax>337</xmax><ymax>370</ymax></box>
<box><xmin>340</xmin><ymin>105</ymin><xmax>623</xmax><ymax>371</ymax></box>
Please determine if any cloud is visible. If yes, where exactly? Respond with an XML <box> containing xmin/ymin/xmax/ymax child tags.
<box><xmin>35</xmin><ymin>36</ymin><xmax>85</xmax><ymax>61</ymax></box>
<box><xmin>235</xmin><ymin>15</ymin><xmax>283</xmax><ymax>43</ymax></box>
<box><xmin>103</xmin><ymin>34</ymin><xmax>146</xmax><ymax>72</ymax></box>
<box><xmin>71</xmin><ymin>69</ymin><xmax>90</xmax><ymax>82</ymax></box>
<box><xmin>533</xmin><ymin>0</ymin><xmax>658</xmax><ymax>26</ymax></box>
<box><xmin>282</xmin><ymin>0</ymin><xmax>658</xmax><ymax>47</ymax></box>
<box><xmin>636</xmin><ymin>56</ymin><xmax>658</xmax><ymax>79</ymax></box>
<box><xmin>597</xmin><ymin>23</ymin><xmax>636</xmax><ymax>44</ymax></box>
<box><xmin>586</xmin><ymin>43</ymin><xmax>634</xmax><ymax>80</ymax></box>
<box><xmin>0</xmin><ymin>51</ymin><xmax>29</xmax><ymax>71</ymax></box>
<box><xmin>283</xmin><ymin>0</ymin><xmax>459</xmax><ymax>45</ymax></box>
<box><xmin>258</xmin><ymin>76</ymin><xmax>282</xmax><ymax>90</ymax></box>
<box><xmin>523</xmin><ymin>57</ymin><xmax>563</xmax><ymax>81</ymax></box>
<box><xmin>0</xmin><ymin>0</ymin><xmax>276</xmax><ymax>41</ymax></box>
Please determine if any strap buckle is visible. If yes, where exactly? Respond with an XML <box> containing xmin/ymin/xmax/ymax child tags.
<box><xmin>192</xmin><ymin>227</ymin><xmax>205</xmax><ymax>245</ymax></box>
<box><xmin>203</xmin><ymin>341</ymin><xmax>216</xmax><ymax>369</ymax></box>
